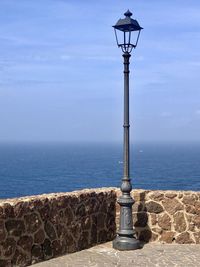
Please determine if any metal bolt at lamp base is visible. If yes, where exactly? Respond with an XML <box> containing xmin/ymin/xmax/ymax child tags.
<box><xmin>112</xmin><ymin>10</ymin><xmax>143</xmax><ymax>251</ymax></box>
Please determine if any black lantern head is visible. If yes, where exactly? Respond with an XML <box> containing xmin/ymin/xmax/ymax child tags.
<box><xmin>113</xmin><ymin>10</ymin><xmax>143</xmax><ymax>53</ymax></box>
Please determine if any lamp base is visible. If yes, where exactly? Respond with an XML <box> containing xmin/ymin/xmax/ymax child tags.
<box><xmin>113</xmin><ymin>235</ymin><xmax>141</xmax><ymax>251</ymax></box>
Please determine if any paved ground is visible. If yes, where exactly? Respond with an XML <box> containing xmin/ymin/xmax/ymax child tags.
<box><xmin>34</xmin><ymin>242</ymin><xmax>200</xmax><ymax>267</ymax></box>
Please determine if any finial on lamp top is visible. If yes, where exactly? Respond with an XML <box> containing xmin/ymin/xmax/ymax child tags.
<box><xmin>124</xmin><ymin>10</ymin><xmax>133</xmax><ymax>17</ymax></box>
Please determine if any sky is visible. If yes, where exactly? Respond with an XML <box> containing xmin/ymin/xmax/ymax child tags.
<box><xmin>0</xmin><ymin>0</ymin><xmax>200</xmax><ymax>143</ymax></box>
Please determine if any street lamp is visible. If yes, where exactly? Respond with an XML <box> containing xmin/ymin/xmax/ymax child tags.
<box><xmin>112</xmin><ymin>10</ymin><xmax>143</xmax><ymax>250</ymax></box>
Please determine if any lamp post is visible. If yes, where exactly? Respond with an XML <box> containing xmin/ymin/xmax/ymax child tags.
<box><xmin>112</xmin><ymin>10</ymin><xmax>143</xmax><ymax>250</ymax></box>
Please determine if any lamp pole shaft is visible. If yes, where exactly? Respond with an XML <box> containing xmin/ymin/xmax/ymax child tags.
<box><xmin>113</xmin><ymin>51</ymin><xmax>140</xmax><ymax>250</ymax></box>
<box><xmin>123</xmin><ymin>52</ymin><xmax>130</xmax><ymax>180</ymax></box>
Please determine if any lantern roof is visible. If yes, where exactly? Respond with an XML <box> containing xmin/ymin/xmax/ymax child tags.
<box><xmin>113</xmin><ymin>10</ymin><xmax>143</xmax><ymax>32</ymax></box>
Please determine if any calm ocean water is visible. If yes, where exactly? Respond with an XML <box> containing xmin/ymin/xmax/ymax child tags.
<box><xmin>0</xmin><ymin>143</ymin><xmax>200</xmax><ymax>199</ymax></box>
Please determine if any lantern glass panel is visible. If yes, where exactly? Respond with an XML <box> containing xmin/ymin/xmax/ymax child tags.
<box><xmin>114</xmin><ymin>28</ymin><xmax>141</xmax><ymax>53</ymax></box>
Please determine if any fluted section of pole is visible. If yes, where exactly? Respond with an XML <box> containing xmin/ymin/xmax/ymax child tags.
<box><xmin>113</xmin><ymin>52</ymin><xmax>141</xmax><ymax>250</ymax></box>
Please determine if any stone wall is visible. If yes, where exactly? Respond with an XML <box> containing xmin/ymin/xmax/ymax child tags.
<box><xmin>115</xmin><ymin>189</ymin><xmax>200</xmax><ymax>244</ymax></box>
<box><xmin>0</xmin><ymin>189</ymin><xmax>116</xmax><ymax>266</ymax></box>
<box><xmin>0</xmin><ymin>188</ymin><xmax>199</xmax><ymax>266</ymax></box>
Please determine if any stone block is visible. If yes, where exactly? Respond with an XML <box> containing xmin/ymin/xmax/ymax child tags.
<box><xmin>52</xmin><ymin>240</ymin><xmax>63</xmax><ymax>257</ymax></box>
<box><xmin>165</xmin><ymin>193</ymin><xmax>177</xmax><ymax>199</ymax></box>
<box><xmin>90</xmin><ymin>224</ymin><xmax>97</xmax><ymax>245</ymax></box>
<box><xmin>14</xmin><ymin>201</ymin><xmax>31</xmax><ymax>218</ymax></box>
<box><xmin>192</xmin><ymin>215</ymin><xmax>200</xmax><ymax>228</ymax></box>
<box><xmin>64</xmin><ymin>206</ymin><xmax>74</xmax><ymax>224</ymax></box>
<box><xmin>193</xmin><ymin>232</ymin><xmax>200</xmax><ymax>243</ymax></box>
<box><xmin>75</xmin><ymin>204</ymin><xmax>86</xmax><ymax>218</ymax></box>
<box><xmin>176</xmin><ymin>232</ymin><xmax>194</xmax><ymax>244</ymax></box>
<box><xmin>96</xmin><ymin>213</ymin><xmax>105</xmax><ymax>229</ymax></box>
<box><xmin>44</xmin><ymin>221</ymin><xmax>57</xmax><ymax>241</ymax></box>
<box><xmin>138</xmin><ymin>229</ymin><xmax>152</xmax><ymax>242</ymax></box>
<box><xmin>152</xmin><ymin>227</ymin><xmax>162</xmax><ymax>234</ymax></box>
<box><xmin>78</xmin><ymin>231</ymin><xmax>90</xmax><ymax>250</ymax></box>
<box><xmin>0</xmin><ymin>207</ymin><xmax>5</xmax><ymax>219</ymax></box>
<box><xmin>158</xmin><ymin>213</ymin><xmax>171</xmax><ymax>230</ymax></box>
<box><xmin>132</xmin><ymin>202</ymin><xmax>143</xmax><ymax>212</ymax></box>
<box><xmin>0</xmin><ymin>220</ymin><xmax>6</xmax><ymax>241</ymax></box>
<box><xmin>1</xmin><ymin>238</ymin><xmax>16</xmax><ymax>258</ymax></box>
<box><xmin>173</xmin><ymin>212</ymin><xmax>187</xmax><ymax>232</ymax></box>
<box><xmin>34</xmin><ymin>229</ymin><xmax>46</xmax><ymax>244</ymax></box>
<box><xmin>5</xmin><ymin>220</ymin><xmax>25</xmax><ymax>237</ymax></box>
<box><xmin>43</xmin><ymin>238</ymin><xmax>53</xmax><ymax>260</ymax></box>
<box><xmin>182</xmin><ymin>194</ymin><xmax>198</xmax><ymax>205</ymax></box>
<box><xmin>24</xmin><ymin>213</ymin><xmax>42</xmax><ymax>233</ymax></box>
<box><xmin>162</xmin><ymin>198</ymin><xmax>183</xmax><ymax>215</ymax></box>
<box><xmin>97</xmin><ymin>229</ymin><xmax>108</xmax><ymax>243</ymax></box>
<box><xmin>17</xmin><ymin>235</ymin><xmax>33</xmax><ymax>252</ymax></box>
<box><xmin>149</xmin><ymin>192</ymin><xmax>164</xmax><ymax>201</ymax></box>
<box><xmin>12</xmin><ymin>249</ymin><xmax>31</xmax><ymax>267</ymax></box>
<box><xmin>134</xmin><ymin>212</ymin><xmax>148</xmax><ymax>227</ymax></box>
<box><xmin>3</xmin><ymin>204</ymin><xmax>14</xmax><ymax>218</ymax></box>
<box><xmin>145</xmin><ymin>201</ymin><xmax>164</xmax><ymax>214</ymax></box>
<box><xmin>159</xmin><ymin>231</ymin><xmax>175</xmax><ymax>243</ymax></box>
<box><xmin>38</xmin><ymin>204</ymin><xmax>50</xmax><ymax>221</ymax></box>
<box><xmin>0</xmin><ymin>260</ymin><xmax>11</xmax><ymax>267</ymax></box>
<box><xmin>31</xmin><ymin>245</ymin><xmax>44</xmax><ymax>264</ymax></box>
<box><xmin>186</xmin><ymin>205</ymin><xmax>197</xmax><ymax>214</ymax></box>
<box><xmin>150</xmin><ymin>213</ymin><xmax>157</xmax><ymax>225</ymax></box>
<box><xmin>81</xmin><ymin>216</ymin><xmax>91</xmax><ymax>230</ymax></box>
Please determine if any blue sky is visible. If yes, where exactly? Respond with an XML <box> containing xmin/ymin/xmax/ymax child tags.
<box><xmin>0</xmin><ymin>0</ymin><xmax>200</xmax><ymax>143</ymax></box>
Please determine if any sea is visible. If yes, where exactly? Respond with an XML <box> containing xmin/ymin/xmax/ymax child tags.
<box><xmin>0</xmin><ymin>142</ymin><xmax>200</xmax><ymax>199</ymax></box>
